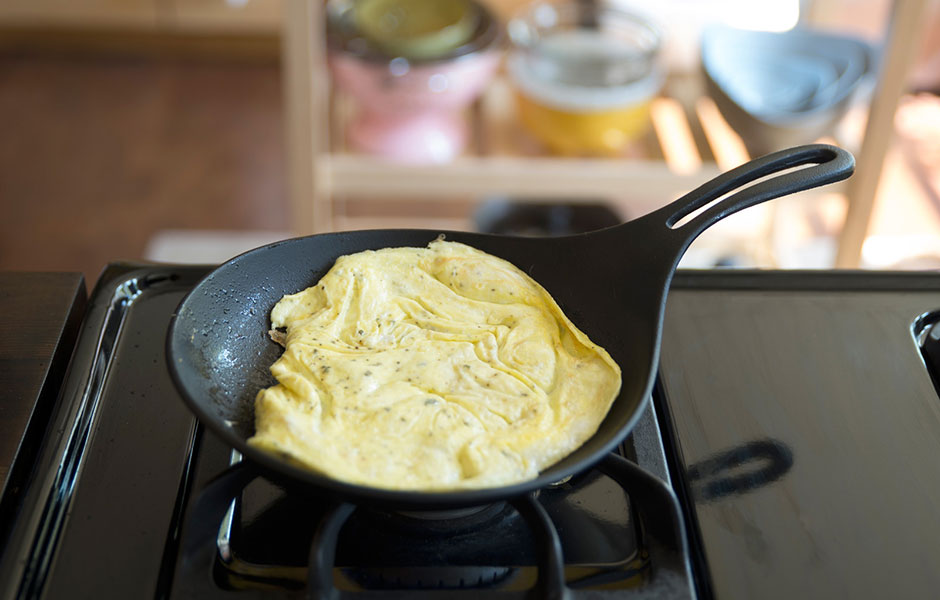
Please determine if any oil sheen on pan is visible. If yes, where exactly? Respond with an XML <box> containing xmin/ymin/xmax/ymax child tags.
<box><xmin>248</xmin><ymin>239</ymin><xmax>622</xmax><ymax>490</ymax></box>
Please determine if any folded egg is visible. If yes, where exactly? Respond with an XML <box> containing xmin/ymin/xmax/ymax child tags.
<box><xmin>249</xmin><ymin>239</ymin><xmax>621</xmax><ymax>490</ymax></box>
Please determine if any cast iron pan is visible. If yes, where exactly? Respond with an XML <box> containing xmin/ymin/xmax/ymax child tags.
<box><xmin>167</xmin><ymin>144</ymin><xmax>853</xmax><ymax>509</ymax></box>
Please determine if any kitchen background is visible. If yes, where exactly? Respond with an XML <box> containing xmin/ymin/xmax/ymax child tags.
<box><xmin>2</xmin><ymin>0</ymin><xmax>940</xmax><ymax>284</ymax></box>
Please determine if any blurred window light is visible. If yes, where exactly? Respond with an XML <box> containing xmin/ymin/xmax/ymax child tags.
<box><xmin>611</xmin><ymin>0</ymin><xmax>801</xmax><ymax>71</ymax></box>
<box><xmin>613</xmin><ymin>0</ymin><xmax>799</xmax><ymax>32</ymax></box>
<box><xmin>720</xmin><ymin>0</ymin><xmax>800</xmax><ymax>32</ymax></box>
<box><xmin>695</xmin><ymin>96</ymin><xmax>750</xmax><ymax>169</ymax></box>
<box><xmin>650</xmin><ymin>97</ymin><xmax>703</xmax><ymax>174</ymax></box>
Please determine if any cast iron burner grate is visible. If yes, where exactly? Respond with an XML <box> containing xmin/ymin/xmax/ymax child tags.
<box><xmin>170</xmin><ymin>451</ymin><xmax>692</xmax><ymax>599</ymax></box>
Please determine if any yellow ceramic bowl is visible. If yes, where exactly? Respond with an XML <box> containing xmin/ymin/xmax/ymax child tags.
<box><xmin>514</xmin><ymin>91</ymin><xmax>653</xmax><ymax>156</ymax></box>
<box><xmin>508</xmin><ymin>51</ymin><xmax>661</xmax><ymax>156</ymax></box>
<box><xmin>506</xmin><ymin>1</ymin><xmax>662</xmax><ymax>156</ymax></box>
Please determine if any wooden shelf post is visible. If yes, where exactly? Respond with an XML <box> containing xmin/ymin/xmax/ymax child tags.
<box><xmin>835</xmin><ymin>0</ymin><xmax>929</xmax><ymax>268</ymax></box>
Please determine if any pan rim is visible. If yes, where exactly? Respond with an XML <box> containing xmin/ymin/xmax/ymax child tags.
<box><xmin>165</xmin><ymin>229</ymin><xmax>647</xmax><ymax>509</ymax></box>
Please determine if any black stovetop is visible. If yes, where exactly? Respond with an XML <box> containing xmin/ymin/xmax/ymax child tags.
<box><xmin>6</xmin><ymin>264</ymin><xmax>940</xmax><ymax>600</ymax></box>
<box><xmin>0</xmin><ymin>264</ymin><xmax>692</xmax><ymax>600</ymax></box>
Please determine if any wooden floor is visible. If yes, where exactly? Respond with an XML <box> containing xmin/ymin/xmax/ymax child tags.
<box><xmin>0</xmin><ymin>53</ymin><xmax>288</xmax><ymax>285</ymax></box>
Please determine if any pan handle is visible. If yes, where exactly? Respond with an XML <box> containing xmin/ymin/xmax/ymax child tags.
<box><xmin>649</xmin><ymin>144</ymin><xmax>854</xmax><ymax>252</ymax></box>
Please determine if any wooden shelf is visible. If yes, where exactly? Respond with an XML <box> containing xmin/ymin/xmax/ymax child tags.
<box><xmin>317</xmin><ymin>153</ymin><xmax>721</xmax><ymax>202</ymax></box>
<box><xmin>312</xmin><ymin>68</ymin><xmax>762</xmax><ymax>232</ymax></box>
<box><xmin>284</xmin><ymin>0</ymin><xmax>928</xmax><ymax>268</ymax></box>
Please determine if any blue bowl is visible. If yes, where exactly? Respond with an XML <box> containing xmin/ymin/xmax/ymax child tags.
<box><xmin>702</xmin><ymin>25</ymin><xmax>873</xmax><ymax>155</ymax></box>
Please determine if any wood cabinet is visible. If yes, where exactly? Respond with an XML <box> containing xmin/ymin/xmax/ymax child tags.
<box><xmin>0</xmin><ymin>0</ymin><xmax>280</xmax><ymax>32</ymax></box>
<box><xmin>0</xmin><ymin>0</ymin><xmax>160</xmax><ymax>28</ymax></box>
<box><xmin>168</xmin><ymin>0</ymin><xmax>281</xmax><ymax>33</ymax></box>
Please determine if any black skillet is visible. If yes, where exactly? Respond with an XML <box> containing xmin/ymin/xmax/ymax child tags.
<box><xmin>167</xmin><ymin>144</ymin><xmax>853</xmax><ymax>510</ymax></box>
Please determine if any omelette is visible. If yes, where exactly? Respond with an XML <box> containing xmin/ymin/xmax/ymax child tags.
<box><xmin>248</xmin><ymin>239</ymin><xmax>621</xmax><ymax>490</ymax></box>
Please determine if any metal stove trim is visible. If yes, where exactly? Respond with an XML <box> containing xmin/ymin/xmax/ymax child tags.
<box><xmin>0</xmin><ymin>266</ymin><xmax>198</xmax><ymax>600</ymax></box>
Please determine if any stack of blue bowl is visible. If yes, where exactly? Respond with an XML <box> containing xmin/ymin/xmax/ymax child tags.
<box><xmin>701</xmin><ymin>24</ymin><xmax>873</xmax><ymax>156</ymax></box>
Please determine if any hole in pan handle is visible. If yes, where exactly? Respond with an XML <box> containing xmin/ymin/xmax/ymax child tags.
<box><xmin>648</xmin><ymin>143</ymin><xmax>855</xmax><ymax>253</ymax></box>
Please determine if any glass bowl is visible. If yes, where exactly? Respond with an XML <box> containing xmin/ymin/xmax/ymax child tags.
<box><xmin>506</xmin><ymin>1</ymin><xmax>663</xmax><ymax>156</ymax></box>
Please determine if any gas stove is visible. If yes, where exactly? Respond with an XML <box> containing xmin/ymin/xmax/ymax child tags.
<box><xmin>3</xmin><ymin>264</ymin><xmax>940</xmax><ymax>599</ymax></box>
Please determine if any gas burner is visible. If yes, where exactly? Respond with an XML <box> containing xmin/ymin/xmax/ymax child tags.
<box><xmin>172</xmin><ymin>449</ymin><xmax>690</xmax><ymax>599</ymax></box>
<box><xmin>343</xmin><ymin>565</ymin><xmax>514</xmax><ymax>591</ymax></box>
<box><xmin>370</xmin><ymin>501</ymin><xmax>510</xmax><ymax>532</ymax></box>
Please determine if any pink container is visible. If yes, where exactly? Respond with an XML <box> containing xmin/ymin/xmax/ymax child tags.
<box><xmin>326</xmin><ymin>0</ymin><xmax>503</xmax><ymax>163</ymax></box>
<box><xmin>329</xmin><ymin>51</ymin><xmax>501</xmax><ymax>163</ymax></box>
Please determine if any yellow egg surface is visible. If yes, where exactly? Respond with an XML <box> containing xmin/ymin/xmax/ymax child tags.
<box><xmin>248</xmin><ymin>239</ymin><xmax>621</xmax><ymax>490</ymax></box>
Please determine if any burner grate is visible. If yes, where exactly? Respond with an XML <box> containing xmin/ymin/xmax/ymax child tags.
<box><xmin>171</xmin><ymin>452</ymin><xmax>691</xmax><ymax>599</ymax></box>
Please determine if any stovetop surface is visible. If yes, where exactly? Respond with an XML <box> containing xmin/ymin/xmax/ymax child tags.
<box><xmin>0</xmin><ymin>263</ymin><xmax>687</xmax><ymax>600</ymax></box>
<box><xmin>6</xmin><ymin>265</ymin><xmax>940</xmax><ymax>600</ymax></box>
<box><xmin>658</xmin><ymin>271</ymin><xmax>940</xmax><ymax>600</ymax></box>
